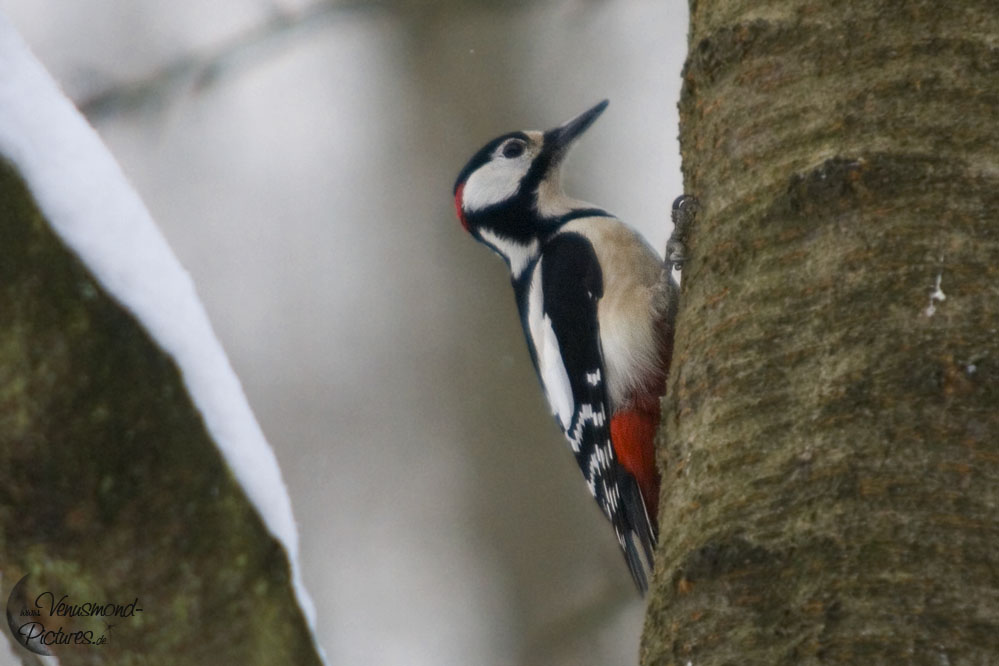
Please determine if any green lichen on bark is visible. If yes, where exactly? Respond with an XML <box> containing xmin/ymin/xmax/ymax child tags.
<box><xmin>643</xmin><ymin>1</ymin><xmax>999</xmax><ymax>664</ymax></box>
<box><xmin>0</xmin><ymin>159</ymin><xmax>321</xmax><ymax>665</ymax></box>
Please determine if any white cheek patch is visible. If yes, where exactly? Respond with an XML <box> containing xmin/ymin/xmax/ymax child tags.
<box><xmin>527</xmin><ymin>262</ymin><xmax>574</xmax><ymax>431</ymax></box>
<box><xmin>461</xmin><ymin>153</ymin><xmax>531</xmax><ymax>212</ymax></box>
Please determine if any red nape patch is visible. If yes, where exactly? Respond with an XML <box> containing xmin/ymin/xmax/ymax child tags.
<box><xmin>610</xmin><ymin>408</ymin><xmax>661</xmax><ymax>523</ymax></box>
<box><xmin>454</xmin><ymin>183</ymin><xmax>469</xmax><ymax>232</ymax></box>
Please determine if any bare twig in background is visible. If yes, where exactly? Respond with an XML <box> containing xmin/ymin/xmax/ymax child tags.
<box><xmin>78</xmin><ymin>0</ymin><xmax>384</xmax><ymax>121</ymax></box>
<box><xmin>75</xmin><ymin>0</ymin><xmax>563</xmax><ymax>122</ymax></box>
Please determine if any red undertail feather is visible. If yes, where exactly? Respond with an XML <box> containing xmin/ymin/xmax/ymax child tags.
<box><xmin>610</xmin><ymin>406</ymin><xmax>660</xmax><ymax>523</ymax></box>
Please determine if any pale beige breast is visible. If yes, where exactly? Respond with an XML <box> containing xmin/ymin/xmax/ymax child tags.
<box><xmin>559</xmin><ymin>218</ymin><xmax>669</xmax><ymax>411</ymax></box>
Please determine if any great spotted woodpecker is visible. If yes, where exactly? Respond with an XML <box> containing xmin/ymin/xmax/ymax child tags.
<box><xmin>453</xmin><ymin>100</ymin><xmax>686</xmax><ymax>593</ymax></box>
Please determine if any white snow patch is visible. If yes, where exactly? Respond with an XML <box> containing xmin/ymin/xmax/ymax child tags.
<box><xmin>924</xmin><ymin>272</ymin><xmax>946</xmax><ymax>317</ymax></box>
<box><xmin>0</xmin><ymin>11</ymin><xmax>321</xmax><ymax>656</ymax></box>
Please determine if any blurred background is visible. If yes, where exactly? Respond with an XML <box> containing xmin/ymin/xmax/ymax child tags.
<box><xmin>0</xmin><ymin>1</ymin><xmax>686</xmax><ymax>663</ymax></box>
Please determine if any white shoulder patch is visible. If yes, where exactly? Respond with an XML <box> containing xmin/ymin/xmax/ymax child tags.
<box><xmin>526</xmin><ymin>261</ymin><xmax>574</xmax><ymax>431</ymax></box>
<box><xmin>478</xmin><ymin>228</ymin><xmax>539</xmax><ymax>279</ymax></box>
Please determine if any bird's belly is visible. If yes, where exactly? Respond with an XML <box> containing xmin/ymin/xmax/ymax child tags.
<box><xmin>558</xmin><ymin>217</ymin><xmax>668</xmax><ymax>412</ymax></box>
<box><xmin>598</xmin><ymin>285</ymin><xmax>664</xmax><ymax>411</ymax></box>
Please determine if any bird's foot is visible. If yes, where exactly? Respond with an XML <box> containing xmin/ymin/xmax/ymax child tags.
<box><xmin>667</xmin><ymin>195</ymin><xmax>698</xmax><ymax>271</ymax></box>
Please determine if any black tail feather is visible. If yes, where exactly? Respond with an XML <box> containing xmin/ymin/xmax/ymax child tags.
<box><xmin>617</xmin><ymin>470</ymin><xmax>657</xmax><ymax>595</ymax></box>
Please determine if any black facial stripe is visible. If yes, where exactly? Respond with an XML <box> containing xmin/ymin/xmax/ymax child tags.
<box><xmin>465</xmin><ymin>197</ymin><xmax>538</xmax><ymax>242</ymax></box>
<box><xmin>523</xmin><ymin>132</ymin><xmax>556</xmax><ymax>191</ymax></box>
<box><xmin>555</xmin><ymin>208</ymin><xmax>611</xmax><ymax>225</ymax></box>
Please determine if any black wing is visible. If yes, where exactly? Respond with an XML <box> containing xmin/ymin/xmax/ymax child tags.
<box><xmin>531</xmin><ymin>231</ymin><xmax>657</xmax><ymax>593</ymax></box>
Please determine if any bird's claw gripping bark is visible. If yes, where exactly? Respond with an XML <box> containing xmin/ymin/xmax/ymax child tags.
<box><xmin>667</xmin><ymin>195</ymin><xmax>698</xmax><ymax>271</ymax></box>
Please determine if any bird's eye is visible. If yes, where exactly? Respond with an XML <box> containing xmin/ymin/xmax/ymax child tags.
<box><xmin>502</xmin><ymin>141</ymin><xmax>525</xmax><ymax>159</ymax></box>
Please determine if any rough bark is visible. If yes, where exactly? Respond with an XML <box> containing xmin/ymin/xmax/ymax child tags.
<box><xmin>0</xmin><ymin>159</ymin><xmax>321</xmax><ymax>664</ymax></box>
<box><xmin>643</xmin><ymin>2</ymin><xmax>999</xmax><ymax>664</ymax></box>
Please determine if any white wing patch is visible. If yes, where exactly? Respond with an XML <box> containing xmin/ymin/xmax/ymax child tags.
<box><xmin>527</xmin><ymin>261</ymin><xmax>574</xmax><ymax>431</ymax></box>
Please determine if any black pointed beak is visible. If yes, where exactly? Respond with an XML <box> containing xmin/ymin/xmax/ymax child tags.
<box><xmin>543</xmin><ymin>99</ymin><xmax>609</xmax><ymax>162</ymax></box>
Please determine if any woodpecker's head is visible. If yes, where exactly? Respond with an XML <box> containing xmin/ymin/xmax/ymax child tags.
<box><xmin>453</xmin><ymin>100</ymin><xmax>609</xmax><ymax>273</ymax></box>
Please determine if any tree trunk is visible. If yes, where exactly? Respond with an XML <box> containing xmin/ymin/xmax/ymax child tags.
<box><xmin>642</xmin><ymin>2</ymin><xmax>999</xmax><ymax>663</ymax></box>
<box><xmin>0</xmin><ymin>159</ymin><xmax>322</xmax><ymax>664</ymax></box>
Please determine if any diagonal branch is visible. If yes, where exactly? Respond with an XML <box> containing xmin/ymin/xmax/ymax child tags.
<box><xmin>78</xmin><ymin>0</ymin><xmax>385</xmax><ymax>121</ymax></box>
